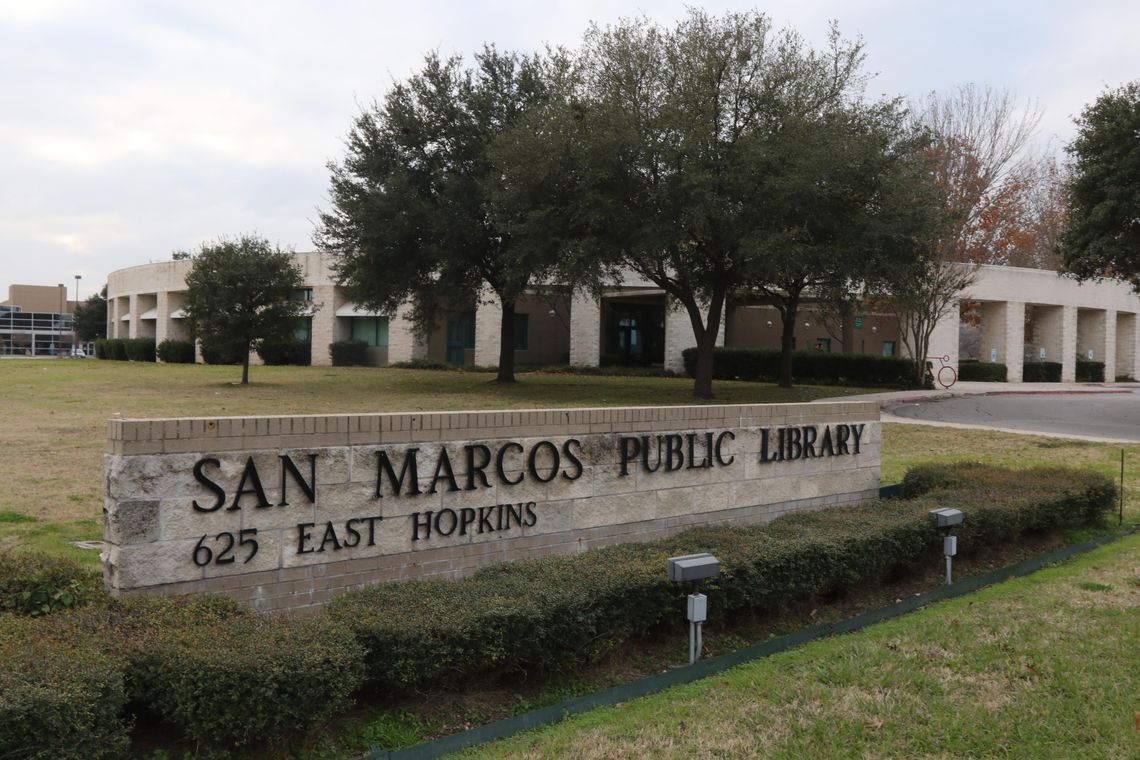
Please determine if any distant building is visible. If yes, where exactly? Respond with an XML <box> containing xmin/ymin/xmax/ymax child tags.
<box><xmin>0</xmin><ymin>284</ymin><xmax>79</xmax><ymax>357</ymax></box>
<box><xmin>105</xmin><ymin>253</ymin><xmax>900</xmax><ymax>371</ymax></box>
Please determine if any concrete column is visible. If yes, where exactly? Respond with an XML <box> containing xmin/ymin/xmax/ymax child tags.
<box><xmin>1116</xmin><ymin>312</ymin><xmax>1139</xmax><ymax>381</ymax></box>
<box><xmin>387</xmin><ymin>301</ymin><xmax>427</xmax><ymax>363</ymax></box>
<box><xmin>309</xmin><ymin>285</ymin><xmax>337</xmax><ymax>367</ymax></box>
<box><xmin>980</xmin><ymin>300</ymin><xmax>1025</xmax><ymax>383</ymax></box>
<box><xmin>1104</xmin><ymin>310</ymin><xmax>1117</xmax><ymax>383</ymax></box>
<box><xmin>155</xmin><ymin>292</ymin><xmax>170</xmax><ymax>349</ymax></box>
<box><xmin>664</xmin><ymin>299</ymin><xmax>725</xmax><ymax>375</ymax></box>
<box><xmin>925</xmin><ymin>301</ymin><xmax>961</xmax><ymax>376</ymax></box>
<box><xmin>1050</xmin><ymin>305</ymin><xmax>1078</xmax><ymax>382</ymax></box>
<box><xmin>1077</xmin><ymin>308</ymin><xmax>1110</xmax><ymax>382</ymax></box>
<box><xmin>128</xmin><ymin>294</ymin><xmax>139</xmax><ymax>339</ymax></box>
<box><xmin>569</xmin><ymin>292</ymin><xmax>601</xmax><ymax>367</ymax></box>
<box><xmin>107</xmin><ymin>298</ymin><xmax>118</xmax><ymax>339</ymax></box>
<box><xmin>474</xmin><ymin>290</ymin><xmax>503</xmax><ymax>367</ymax></box>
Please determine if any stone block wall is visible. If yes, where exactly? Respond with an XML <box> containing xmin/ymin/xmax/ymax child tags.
<box><xmin>104</xmin><ymin>402</ymin><xmax>880</xmax><ymax>613</ymax></box>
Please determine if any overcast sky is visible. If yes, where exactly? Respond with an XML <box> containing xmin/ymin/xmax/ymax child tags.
<box><xmin>2</xmin><ymin>0</ymin><xmax>1138</xmax><ymax>302</ymax></box>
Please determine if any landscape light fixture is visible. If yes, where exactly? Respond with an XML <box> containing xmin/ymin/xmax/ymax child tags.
<box><xmin>929</xmin><ymin>507</ymin><xmax>964</xmax><ymax>585</ymax></box>
<box><xmin>667</xmin><ymin>552</ymin><xmax>720</xmax><ymax>664</ymax></box>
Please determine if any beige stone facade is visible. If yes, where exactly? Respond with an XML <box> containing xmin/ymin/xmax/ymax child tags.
<box><xmin>935</xmin><ymin>264</ymin><xmax>1140</xmax><ymax>382</ymax></box>
<box><xmin>104</xmin><ymin>402</ymin><xmax>881</xmax><ymax>612</ymax></box>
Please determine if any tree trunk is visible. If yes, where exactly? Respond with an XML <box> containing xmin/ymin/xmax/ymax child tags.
<box><xmin>778</xmin><ymin>296</ymin><xmax>801</xmax><ymax>388</ymax></box>
<box><xmin>684</xmin><ymin>290</ymin><xmax>725</xmax><ymax>400</ymax></box>
<box><xmin>691</xmin><ymin>326</ymin><xmax>716</xmax><ymax>399</ymax></box>
<box><xmin>496</xmin><ymin>300</ymin><xmax>517</xmax><ymax>384</ymax></box>
<box><xmin>241</xmin><ymin>348</ymin><xmax>250</xmax><ymax>385</ymax></box>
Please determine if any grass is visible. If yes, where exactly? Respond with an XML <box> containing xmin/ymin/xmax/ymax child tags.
<box><xmin>0</xmin><ymin>358</ymin><xmax>877</xmax><ymax>529</ymax></box>
<box><xmin>455</xmin><ymin>534</ymin><xmax>1140</xmax><ymax>759</ymax></box>
<box><xmin>5</xmin><ymin>358</ymin><xmax>1140</xmax><ymax>757</ymax></box>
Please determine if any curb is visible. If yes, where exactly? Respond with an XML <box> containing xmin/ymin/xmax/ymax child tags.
<box><xmin>363</xmin><ymin>527</ymin><xmax>1136</xmax><ymax>760</ymax></box>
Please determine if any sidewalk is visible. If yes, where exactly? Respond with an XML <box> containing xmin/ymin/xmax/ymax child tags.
<box><xmin>821</xmin><ymin>380</ymin><xmax>1140</xmax><ymax>407</ymax></box>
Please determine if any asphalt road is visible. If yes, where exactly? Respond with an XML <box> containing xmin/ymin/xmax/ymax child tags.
<box><xmin>888</xmin><ymin>390</ymin><xmax>1140</xmax><ymax>442</ymax></box>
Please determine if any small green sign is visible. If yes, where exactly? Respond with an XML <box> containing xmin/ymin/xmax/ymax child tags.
<box><xmin>854</xmin><ymin>316</ymin><xmax>864</xmax><ymax>329</ymax></box>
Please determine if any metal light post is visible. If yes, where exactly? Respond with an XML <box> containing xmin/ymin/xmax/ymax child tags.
<box><xmin>74</xmin><ymin>274</ymin><xmax>81</xmax><ymax>355</ymax></box>
<box><xmin>54</xmin><ymin>283</ymin><xmax>64</xmax><ymax>355</ymax></box>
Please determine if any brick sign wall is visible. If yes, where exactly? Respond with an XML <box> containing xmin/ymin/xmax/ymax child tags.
<box><xmin>103</xmin><ymin>402</ymin><xmax>880</xmax><ymax>611</ymax></box>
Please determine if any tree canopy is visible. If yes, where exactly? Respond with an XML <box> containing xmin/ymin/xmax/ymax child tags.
<box><xmin>181</xmin><ymin>234</ymin><xmax>308</xmax><ymax>385</ymax></box>
<box><xmin>315</xmin><ymin>46</ymin><xmax>569</xmax><ymax>383</ymax></box>
<box><xmin>528</xmin><ymin>10</ymin><xmax>925</xmax><ymax>396</ymax></box>
<box><xmin>1062</xmin><ymin>81</ymin><xmax>1140</xmax><ymax>289</ymax></box>
<box><xmin>72</xmin><ymin>286</ymin><xmax>107</xmax><ymax>343</ymax></box>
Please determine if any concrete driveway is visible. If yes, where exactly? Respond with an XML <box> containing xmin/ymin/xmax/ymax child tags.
<box><xmin>819</xmin><ymin>382</ymin><xmax>1140</xmax><ymax>443</ymax></box>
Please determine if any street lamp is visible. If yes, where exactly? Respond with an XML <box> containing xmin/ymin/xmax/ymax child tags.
<box><xmin>74</xmin><ymin>274</ymin><xmax>81</xmax><ymax>355</ymax></box>
<box><xmin>55</xmin><ymin>283</ymin><xmax>64</xmax><ymax>355</ymax></box>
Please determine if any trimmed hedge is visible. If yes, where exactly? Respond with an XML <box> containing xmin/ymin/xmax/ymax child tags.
<box><xmin>156</xmin><ymin>338</ymin><xmax>195</xmax><ymax>363</ymax></box>
<box><xmin>680</xmin><ymin>347</ymin><xmax>918</xmax><ymax>387</ymax></box>
<box><xmin>258</xmin><ymin>338</ymin><xmax>311</xmax><ymax>366</ymax></box>
<box><xmin>95</xmin><ymin>338</ymin><xmax>129</xmax><ymax>361</ymax></box>
<box><xmin>0</xmin><ymin>551</ymin><xmax>103</xmax><ymax>617</ymax></box>
<box><xmin>957</xmin><ymin>360</ymin><xmax>1007</xmax><ymax>382</ymax></box>
<box><xmin>124</xmin><ymin>337</ymin><xmax>156</xmax><ymax>362</ymax></box>
<box><xmin>328</xmin><ymin>464</ymin><xmax>1114</xmax><ymax>692</ymax></box>
<box><xmin>0</xmin><ymin>616</ymin><xmax>131</xmax><ymax>759</ymax></box>
<box><xmin>0</xmin><ymin>465</ymin><xmax>1115</xmax><ymax>753</ymax></box>
<box><xmin>120</xmin><ymin>603</ymin><xmax>363</xmax><ymax>748</ymax></box>
<box><xmin>1076</xmin><ymin>358</ymin><xmax>1105</xmax><ymax>382</ymax></box>
<box><xmin>330</xmin><ymin>338</ymin><xmax>369</xmax><ymax>366</ymax></box>
<box><xmin>200</xmin><ymin>337</ymin><xmax>246</xmax><ymax>365</ymax></box>
<box><xmin>1023</xmin><ymin>361</ymin><xmax>1062</xmax><ymax>382</ymax></box>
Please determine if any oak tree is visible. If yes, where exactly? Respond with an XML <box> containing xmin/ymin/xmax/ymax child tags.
<box><xmin>316</xmin><ymin>47</ymin><xmax>568</xmax><ymax>383</ymax></box>
<box><xmin>1062</xmin><ymin>81</ymin><xmax>1140</xmax><ymax>289</ymax></box>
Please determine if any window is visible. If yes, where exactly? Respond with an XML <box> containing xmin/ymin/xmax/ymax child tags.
<box><xmin>289</xmin><ymin>288</ymin><xmax>313</xmax><ymax>302</ymax></box>
<box><xmin>882</xmin><ymin>341</ymin><xmax>895</xmax><ymax>357</ymax></box>
<box><xmin>293</xmin><ymin>317</ymin><xmax>312</xmax><ymax>343</ymax></box>
<box><xmin>813</xmin><ymin>338</ymin><xmax>831</xmax><ymax>352</ymax></box>
<box><xmin>513</xmin><ymin>313</ymin><xmax>529</xmax><ymax>351</ymax></box>
<box><xmin>351</xmin><ymin>316</ymin><xmax>389</xmax><ymax>347</ymax></box>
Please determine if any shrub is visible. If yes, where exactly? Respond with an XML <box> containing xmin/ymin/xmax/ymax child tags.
<box><xmin>0</xmin><ymin>551</ymin><xmax>104</xmax><ymax>616</ymax></box>
<box><xmin>96</xmin><ymin>338</ymin><xmax>128</xmax><ymax>360</ymax></box>
<box><xmin>156</xmin><ymin>338</ymin><xmax>195</xmax><ymax>363</ymax></box>
<box><xmin>1076</xmin><ymin>358</ymin><xmax>1105</xmax><ymax>382</ymax></box>
<box><xmin>125</xmin><ymin>608</ymin><xmax>364</xmax><ymax>750</ymax></box>
<box><xmin>1023</xmin><ymin>361</ymin><xmax>1062</xmax><ymax>382</ymax></box>
<box><xmin>258</xmin><ymin>337</ymin><xmax>311</xmax><ymax>366</ymax></box>
<box><xmin>0</xmin><ymin>616</ymin><xmax>131</xmax><ymax>759</ymax></box>
<box><xmin>680</xmin><ymin>347</ymin><xmax>917</xmax><ymax>387</ymax></box>
<box><xmin>957</xmin><ymin>360</ymin><xmax>1007</xmax><ymax>382</ymax></box>
<box><xmin>330</xmin><ymin>339</ymin><xmax>369</xmax><ymax>366</ymax></box>
<box><xmin>329</xmin><ymin>464</ymin><xmax>1114</xmax><ymax>692</ymax></box>
<box><xmin>199</xmin><ymin>337</ymin><xmax>246</xmax><ymax>365</ymax></box>
<box><xmin>124</xmin><ymin>337</ymin><xmax>156</xmax><ymax>362</ymax></box>
<box><xmin>390</xmin><ymin>357</ymin><xmax>462</xmax><ymax>371</ymax></box>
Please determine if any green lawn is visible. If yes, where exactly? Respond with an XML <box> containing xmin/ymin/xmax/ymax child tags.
<box><xmin>456</xmin><ymin>534</ymin><xmax>1140</xmax><ymax>759</ymax></box>
<box><xmin>4</xmin><ymin>358</ymin><xmax>1139</xmax><ymax>759</ymax></box>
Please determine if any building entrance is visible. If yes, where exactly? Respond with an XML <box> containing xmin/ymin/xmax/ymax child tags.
<box><xmin>603</xmin><ymin>300</ymin><xmax>665</xmax><ymax>366</ymax></box>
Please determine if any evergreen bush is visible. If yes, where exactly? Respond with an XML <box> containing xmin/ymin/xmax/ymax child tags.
<box><xmin>681</xmin><ymin>347</ymin><xmax>917</xmax><ymax>387</ymax></box>
<box><xmin>156</xmin><ymin>339</ymin><xmax>196</xmax><ymax>363</ymax></box>
<box><xmin>329</xmin><ymin>339</ymin><xmax>369</xmax><ymax>366</ymax></box>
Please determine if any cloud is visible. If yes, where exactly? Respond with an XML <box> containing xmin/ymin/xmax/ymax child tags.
<box><xmin>3</xmin><ymin>0</ymin><xmax>1140</xmax><ymax>296</ymax></box>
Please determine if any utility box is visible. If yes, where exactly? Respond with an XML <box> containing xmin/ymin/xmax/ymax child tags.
<box><xmin>687</xmin><ymin>593</ymin><xmax>708</xmax><ymax>623</ymax></box>
<box><xmin>929</xmin><ymin>507</ymin><xmax>964</xmax><ymax>528</ymax></box>
<box><xmin>667</xmin><ymin>553</ymin><xmax>720</xmax><ymax>583</ymax></box>
<box><xmin>944</xmin><ymin>535</ymin><xmax>958</xmax><ymax>557</ymax></box>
